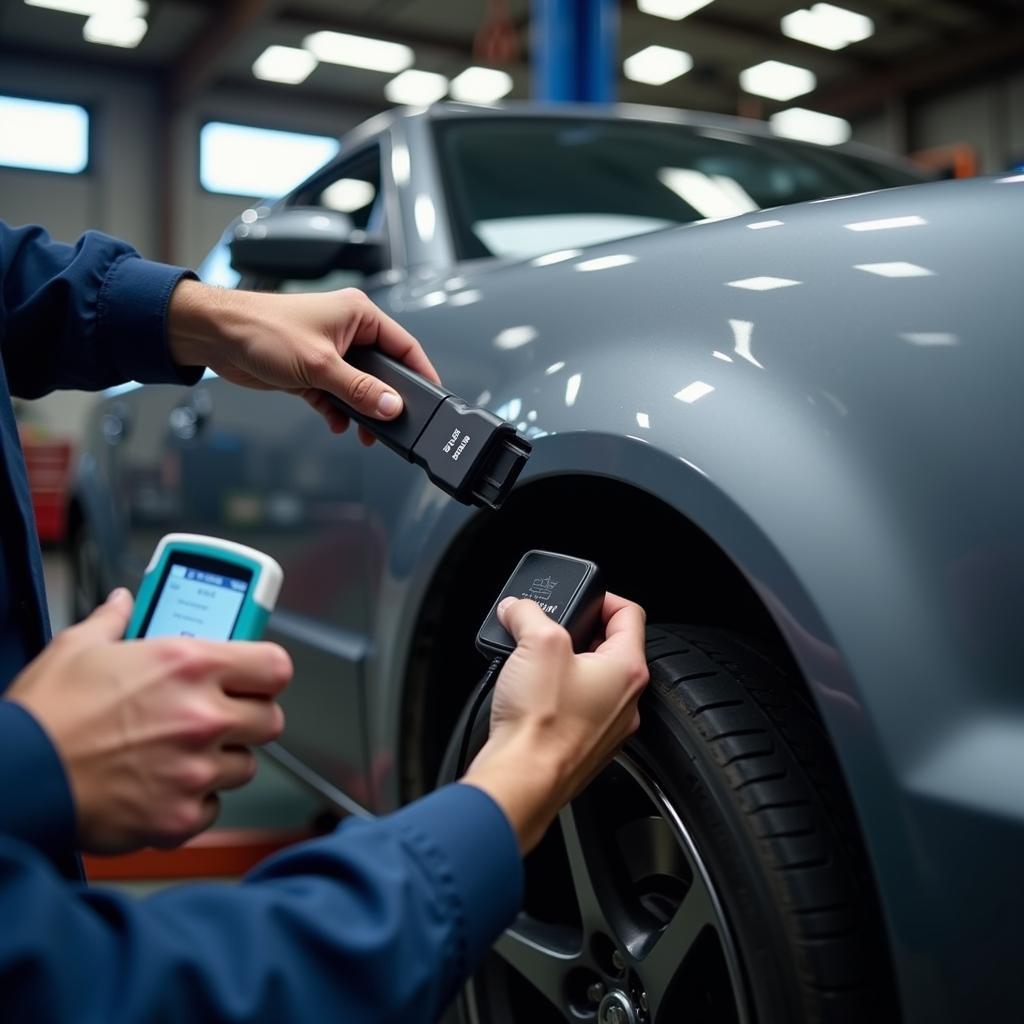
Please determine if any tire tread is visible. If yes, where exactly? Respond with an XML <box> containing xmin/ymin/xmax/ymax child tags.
<box><xmin>645</xmin><ymin>624</ymin><xmax>896</xmax><ymax>1022</ymax></box>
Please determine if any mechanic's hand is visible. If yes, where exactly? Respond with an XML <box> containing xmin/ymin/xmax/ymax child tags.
<box><xmin>5</xmin><ymin>588</ymin><xmax>292</xmax><ymax>855</ymax></box>
<box><xmin>462</xmin><ymin>593</ymin><xmax>648</xmax><ymax>853</ymax></box>
<box><xmin>167</xmin><ymin>281</ymin><xmax>440</xmax><ymax>444</ymax></box>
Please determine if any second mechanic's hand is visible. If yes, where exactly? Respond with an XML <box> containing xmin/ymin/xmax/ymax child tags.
<box><xmin>462</xmin><ymin>593</ymin><xmax>649</xmax><ymax>853</ymax></box>
<box><xmin>5</xmin><ymin>589</ymin><xmax>292</xmax><ymax>855</ymax></box>
<box><xmin>167</xmin><ymin>281</ymin><xmax>440</xmax><ymax>444</ymax></box>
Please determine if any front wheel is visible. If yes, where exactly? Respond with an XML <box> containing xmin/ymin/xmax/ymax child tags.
<box><xmin>455</xmin><ymin>626</ymin><xmax>897</xmax><ymax>1023</ymax></box>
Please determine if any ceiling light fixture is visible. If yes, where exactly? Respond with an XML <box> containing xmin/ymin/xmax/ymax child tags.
<box><xmin>83</xmin><ymin>13</ymin><xmax>147</xmax><ymax>47</ymax></box>
<box><xmin>781</xmin><ymin>3</ymin><xmax>873</xmax><ymax>50</ymax></box>
<box><xmin>449</xmin><ymin>66</ymin><xmax>513</xmax><ymax>103</ymax></box>
<box><xmin>25</xmin><ymin>0</ymin><xmax>146</xmax><ymax>14</ymax></box>
<box><xmin>252</xmin><ymin>45</ymin><xmax>317</xmax><ymax>84</ymax></box>
<box><xmin>384</xmin><ymin>68</ymin><xmax>449</xmax><ymax>105</ymax></box>
<box><xmin>623</xmin><ymin>45</ymin><xmax>692</xmax><ymax>85</ymax></box>
<box><xmin>637</xmin><ymin>0</ymin><xmax>714</xmax><ymax>20</ymax></box>
<box><xmin>303</xmin><ymin>30</ymin><xmax>413</xmax><ymax>73</ymax></box>
<box><xmin>739</xmin><ymin>60</ymin><xmax>816</xmax><ymax>101</ymax></box>
<box><xmin>769</xmin><ymin>106</ymin><xmax>851</xmax><ymax>145</ymax></box>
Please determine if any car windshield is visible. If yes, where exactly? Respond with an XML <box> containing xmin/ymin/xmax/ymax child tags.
<box><xmin>435</xmin><ymin>116</ymin><xmax>922</xmax><ymax>261</ymax></box>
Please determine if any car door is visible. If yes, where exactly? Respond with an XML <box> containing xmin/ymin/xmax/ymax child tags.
<box><xmin>183</xmin><ymin>143</ymin><xmax>396</xmax><ymax>804</ymax></box>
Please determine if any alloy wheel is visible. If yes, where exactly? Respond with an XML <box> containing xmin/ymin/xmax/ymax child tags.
<box><xmin>463</xmin><ymin>752</ymin><xmax>751</xmax><ymax>1023</ymax></box>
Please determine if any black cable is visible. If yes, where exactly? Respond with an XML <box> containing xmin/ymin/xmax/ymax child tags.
<box><xmin>451</xmin><ymin>655</ymin><xmax>506</xmax><ymax>780</ymax></box>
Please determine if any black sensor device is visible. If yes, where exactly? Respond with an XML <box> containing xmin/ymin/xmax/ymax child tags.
<box><xmin>442</xmin><ymin>551</ymin><xmax>606</xmax><ymax>782</ymax></box>
<box><xmin>325</xmin><ymin>347</ymin><xmax>532</xmax><ymax>510</ymax></box>
<box><xmin>476</xmin><ymin>550</ymin><xmax>604</xmax><ymax>658</ymax></box>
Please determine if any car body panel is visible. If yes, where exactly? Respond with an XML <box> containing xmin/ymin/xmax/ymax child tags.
<box><xmin>70</xmin><ymin>105</ymin><xmax>1023</xmax><ymax>1019</ymax></box>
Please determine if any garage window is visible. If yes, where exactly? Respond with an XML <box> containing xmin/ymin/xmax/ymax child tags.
<box><xmin>0</xmin><ymin>95</ymin><xmax>89</xmax><ymax>174</ymax></box>
<box><xmin>199</xmin><ymin>121</ymin><xmax>340</xmax><ymax>199</ymax></box>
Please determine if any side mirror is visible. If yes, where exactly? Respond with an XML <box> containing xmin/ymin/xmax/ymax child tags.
<box><xmin>228</xmin><ymin>206</ymin><xmax>385</xmax><ymax>280</ymax></box>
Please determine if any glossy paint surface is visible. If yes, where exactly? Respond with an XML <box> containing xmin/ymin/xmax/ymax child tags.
<box><xmin>72</xmin><ymin>106</ymin><xmax>1024</xmax><ymax>1019</ymax></box>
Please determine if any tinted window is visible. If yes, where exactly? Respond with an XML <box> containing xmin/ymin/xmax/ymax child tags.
<box><xmin>436</xmin><ymin>118</ymin><xmax>921</xmax><ymax>260</ymax></box>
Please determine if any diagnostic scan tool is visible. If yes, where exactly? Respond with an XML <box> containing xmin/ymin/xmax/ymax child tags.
<box><xmin>125</xmin><ymin>533</ymin><xmax>283</xmax><ymax>642</ymax></box>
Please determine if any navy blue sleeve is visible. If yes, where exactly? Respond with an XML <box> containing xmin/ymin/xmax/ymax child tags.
<box><xmin>0</xmin><ymin>222</ymin><xmax>202</xmax><ymax>398</ymax></box>
<box><xmin>0</xmin><ymin>701</ymin><xmax>76</xmax><ymax>862</ymax></box>
<box><xmin>0</xmin><ymin>784</ymin><xmax>523</xmax><ymax>1024</ymax></box>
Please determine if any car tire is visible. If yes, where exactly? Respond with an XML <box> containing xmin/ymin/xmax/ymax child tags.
<box><xmin>453</xmin><ymin>625</ymin><xmax>897</xmax><ymax>1024</ymax></box>
<box><xmin>69</xmin><ymin>516</ymin><xmax>104</xmax><ymax>624</ymax></box>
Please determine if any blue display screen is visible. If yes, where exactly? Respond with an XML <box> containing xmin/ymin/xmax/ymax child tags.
<box><xmin>141</xmin><ymin>554</ymin><xmax>252</xmax><ymax>640</ymax></box>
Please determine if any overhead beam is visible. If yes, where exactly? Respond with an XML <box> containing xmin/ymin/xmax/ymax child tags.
<box><xmin>814</xmin><ymin>17</ymin><xmax>1024</xmax><ymax>117</ymax></box>
<box><xmin>170</xmin><ymin>0</ymin><xmax>282</xmax><ymax>109</ymax></box>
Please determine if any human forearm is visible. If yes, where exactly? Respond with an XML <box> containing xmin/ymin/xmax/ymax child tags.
<box><xmin>0</xmin><ymin>223</ymin><xmax>196</xmax><ymax>397</ymax></box>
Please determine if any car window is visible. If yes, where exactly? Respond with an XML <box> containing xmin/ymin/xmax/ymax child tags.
<box><xmin>435</xmin><ymin>118</ymin><xmax>922</xmax><ymax>261</ymax></box>
<box><xmin>277</xmin><ymin>144</ymin><xmax>386</xmax><ymax>293</ymax></box>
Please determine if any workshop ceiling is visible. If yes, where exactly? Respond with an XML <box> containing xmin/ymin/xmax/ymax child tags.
<box><xmin>1</xmin><ymin>0</ymin><xmax>1022</xmax><ymax>120</ymax></box>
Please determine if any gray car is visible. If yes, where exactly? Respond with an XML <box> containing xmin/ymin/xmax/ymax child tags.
<box><xmin>69</xmin><ymin>103</ymin><xmax>1024</xmax><ymax>1023</ymax></box>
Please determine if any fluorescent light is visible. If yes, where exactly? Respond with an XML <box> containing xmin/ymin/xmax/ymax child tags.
<box><xmin>321</xmin><ymin>178</ymin><xmax>376</xmax><ymax>213</ymax></box>
<box><xmin>727</xmin><ymin>276</ymin><xmax>801</xmax><ymax>290</ymax></box>
<box><xmin>565</xmin><ymin>373</ymin><xmax>582</xmax><ymax>406</ymax></box>
<box><xmin>747</xmin><ymin>219</ymin><xmax>784</xmax><ymax>229</ymax></box>
<box><xmin>674</xmin><ymin>381</ymin><xmax>715</xmax><ymax>404</ymax></box>
<box><xmin>0</xmin><ymin>95</ymin><xmax>88</xmax><ymax>173</ymax></box>
<box><xmin>770</xmin><ymin>107</ymin><xmax>851</xmax><ymax>145</ymax></box>
<box><xmin>781</xmin><ymin>4</ymin><xmax>873</xmax><ymax>50</ymax></box>
<box><xmin>546</xmin><ymin>361</ymin><xmax>566</xmax><ymax>375</ymax></box>
<box><xmin>844</xmin><ymin>215</ymin><xmax>926</xmax><ymax>231</ymax></box>
<box><xmin>304</xmin><ymin>30</ymin><xmax>413</xmax><ymax>73</ymax></box>
<box><xmin>384</xmin><ymin>68</ymin><xmax>448</xmax><ymax>105</ymax></box>
<box><xmin>636</xmin><ymin>412</ymin><xmax>651</xmax><ymax>428</ymax></box>
<box><xmin>83</xmin><ymin>13</ymin><xmax>147</xmax><ymax>47</ymax></box>
<box><xmin>252</xmin><ymin>45</ymin><xmax>316</xmax><ymax>84</ymax></box>
<box><xmin>450</xmin><ymin>66</ymin><xmax>513</xmax><ymax>103</ymax></box>
<box><xmin>658</xmin><ymin>168</ymin><xmax>757</xmax><ymax>219</ymax></box>
<box><xmin>740</xmin><ymin>60</ymin><xmax>815</xmax><ymax>101</ymax></box>
<box><xmin>854</xmin><ymin>262</ymin><xmax>933</xmax><ymax>277</ymax></box>
<box><xmin>624</xmin><ymin>45</ymin><xmax>692</xmax><ymax>85</ymax></box>
<box><xmin>638</xmin><ymin>0</ymin><xmax>713</xmax><ymax>19</ymax></box>
<box><xmin>26</xmin><ymin>0</ymin><xmax>146</xmax><ymax>14</ymax></box>
<box><xmin>575</xmin><ymin>254</ymin><xmax>637</xmax><ymax>272</ymax></box>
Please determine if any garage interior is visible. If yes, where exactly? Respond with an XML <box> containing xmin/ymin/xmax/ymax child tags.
<box><xmin>1</xmin><ymin>0</ymin><xmax>1023</xmax><ymax>1017</ymax></box>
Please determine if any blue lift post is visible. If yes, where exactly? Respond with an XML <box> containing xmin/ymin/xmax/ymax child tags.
<box><xmin>531</xmin><ymin>0</ymin><xmax>619</xmax><ymax>103</ymax></box>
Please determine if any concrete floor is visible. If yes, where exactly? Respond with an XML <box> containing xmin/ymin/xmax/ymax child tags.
<box><xmin>42</xmin><ymin>551</ymin><xmax>327</xmax><ymax>833</ymax></box>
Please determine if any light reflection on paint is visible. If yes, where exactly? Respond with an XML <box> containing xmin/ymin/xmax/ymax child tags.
<box><xmin>854</xmin><ymin>262</ymin><xmax>933</xmax><ymax>278</ymax></box>
<box><xmin>414</xmin><ymin>194</ymin><xmax>436</xmax><ymax>241</ymax></box>
<box><xmin>727</xmin><ymin>275</ymin><xmax>800</xmax><ymax>290</ymax></box>
<box><xmin>674</xmin><ymin>381</ymin><xmax>715</xmax><ymax>403</ymax></box>
<box><xmin>730</xmin><ymin>318</ymin><xmax>762</xmax><ymax>368</ymax></box>
<box><xmin>565</xmin><ymin>373</ymin><xmax>582</xmax><ymax>406</ymax></box>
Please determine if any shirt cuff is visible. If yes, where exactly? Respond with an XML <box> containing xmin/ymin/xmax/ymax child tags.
<box><xmin>389</xmin><ymin>783</ymin><xmax>523</xmax><ymax>983</ymax></box>
<box><xmin>0</xmin><ymin>701</ymin><xmax>76</xmax><ymax>862</ymax></box>
<box><xmin>95</xmin><ymin>254</ymin><xmax>203</xmax><ymax>387</ymax></box>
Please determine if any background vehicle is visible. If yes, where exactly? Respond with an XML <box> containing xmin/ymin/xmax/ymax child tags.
<box><xmin>69</xmin><ymin>104</ymin><xmax>1024</xmax><ymax>1021</ymax></box>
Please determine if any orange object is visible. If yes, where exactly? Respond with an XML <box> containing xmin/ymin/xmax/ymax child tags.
<box><xmin>83</xmin><ymin>828</ymin><xmax>315</xmax><ymax>881</ymax></box>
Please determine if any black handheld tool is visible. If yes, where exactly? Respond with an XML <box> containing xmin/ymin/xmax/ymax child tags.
<box><xmin>325</xmin><ymin>347</ymin><xmax>532</xmax><ymax>510</ymax></box>
<box><xmin>442</xmin><ymin>551</ymin><xmax>606</xmax><ymax>782</ymax></box>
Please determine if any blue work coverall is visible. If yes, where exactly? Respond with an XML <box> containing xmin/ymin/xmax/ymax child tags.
<box><xmin>0</xmin><ymin>223</ymin><xmax>522</xmax><ymax>1022</ymax></box>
